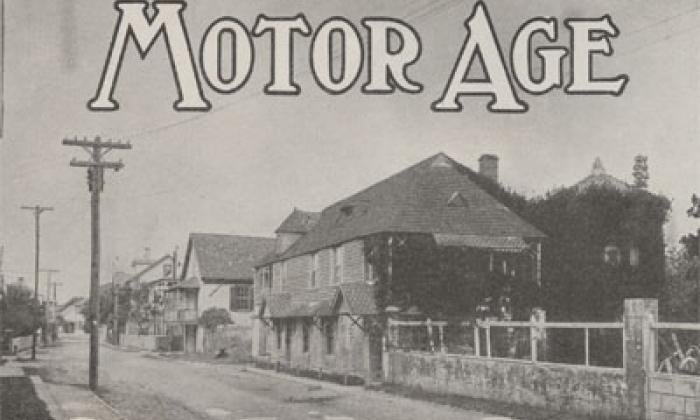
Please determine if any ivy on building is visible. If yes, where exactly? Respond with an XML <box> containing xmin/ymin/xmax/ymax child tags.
<box><xmin>366</xmin><ymin>176</ymin><xmax>670</xmax><ymax>322</ymax></box>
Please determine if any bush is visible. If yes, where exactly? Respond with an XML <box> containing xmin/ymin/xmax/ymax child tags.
<box><xmin>198</xmin><ymin>307</ymin><xmax>232</xmax><ymax>331</ymax></box>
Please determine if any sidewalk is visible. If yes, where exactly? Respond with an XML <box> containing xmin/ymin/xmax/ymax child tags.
<box><xmin>0</xmin><ymin>356</ymin><xmax>125</xmax><ymax>420</ymax></box>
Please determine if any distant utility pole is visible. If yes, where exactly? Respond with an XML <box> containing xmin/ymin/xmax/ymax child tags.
<box><xmin>62</xmin><ymin>136</ymin><xmax>131</xmax><ymax>391</ymax></box>
<box><xmin>111</xmin><ymin>258</ymin><xmax>119</xmax><ymax>346</ymax></box>
<box><xmin>21</xmin><ymin>205</ymin><xmax>53</xmax><ymax>360</ymax></box>
<box><xmin>40</xmin><ymin>269</ymin><xmax>59</xmax><ymax>345</ymax></box>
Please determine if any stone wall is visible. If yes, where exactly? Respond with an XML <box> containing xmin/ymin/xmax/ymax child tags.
<box><xmin>387</xmin><ymin>352</ymin><xmax>630</xmax><ymax>419</ymax></box>
<box><xmin>648</xmin><ymin>373</ymin><xmax>700</xmax><ymax>419</ymax></box>
<box><xmin>121</xmin><ymin>334</ymin><xmax>169</xmax><ymax>351</ymax></box>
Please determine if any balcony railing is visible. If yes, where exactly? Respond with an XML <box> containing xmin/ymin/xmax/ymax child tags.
<box><xmin>164</xmin><ymin>308</ymin><xmax>198</xmax><ymax>323</ymax></box>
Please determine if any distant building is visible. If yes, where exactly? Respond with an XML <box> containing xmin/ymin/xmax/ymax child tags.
<box><xmin>58</xmin><ymin>297</ymin><xmax>86</xmax><ymax>334</ymax></box>
<box><xmin>165</xmin><ymin>233</ymin><xmax>275</xmax><ymax>353</ymax></box>
<box><xmin>575</xmin><ymin>157</ymin><xmax>630</xmax><ymax>192</ymax></box>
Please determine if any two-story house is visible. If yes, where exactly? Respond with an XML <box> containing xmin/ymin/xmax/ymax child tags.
<box><xmin>252</xmin><ymin>153</ymin><xmax>545</xmax><ymax>383</ymax></box>
<box><xmin>122</xmin><ymin>253</ymin><xmax>178</xmax><ymax>336</ymax></box>
<box><xmin>165</xmin><ymin>233</ymin><xmax>275</xmax><ymax>353</ymax></box>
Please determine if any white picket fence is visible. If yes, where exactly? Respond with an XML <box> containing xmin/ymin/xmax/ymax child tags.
<box><xmin>387</xmin><ymin>318</ymin><xmax>624</xmax><ymax>368</ymax></box>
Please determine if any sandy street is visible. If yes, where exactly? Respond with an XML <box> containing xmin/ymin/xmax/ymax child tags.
<box><xmin>39</xmin><ymin>335</ymin><xmax>496</xmax><ymax>420</ymax></box>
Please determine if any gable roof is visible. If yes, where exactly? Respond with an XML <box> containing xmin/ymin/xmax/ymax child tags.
<box><xmin>59</xmin><ymin>297</ymin><xmax>86</xmax><ymax>312</ymax></box>
<box><xmin>265</xmin><ymin>153</ymin><xmax>544</xmax><ymax>263</ymax></box>
<box><xmin>338</xmin><ymin>282</ymin><xmax>379</xmax><ymax>315</ymax></box>
<box><xmin>183</xmin><ymin>233</ymin><xmax>275</xmax><ymax>281</ymax></box>
<box><xmin>124</xmin><ymin>255</ymin><xmax>173</xmax><ymax>286</ymax></box>
<box><xmin>275</xmin><ymin>208</ymin><xmax>320</xmax><ymax>234</ymax></box>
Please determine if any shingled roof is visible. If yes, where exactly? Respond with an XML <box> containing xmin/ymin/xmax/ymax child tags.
<box><xmin>263</xmin><ymin>283</ymin><xmax>378</xmax><ymax>318</ymax></box>
<box><xmin>275</xmin><ymin>208</ymin><xmax>320</xmax><ymax>234</ymax></box>
<box><xmin>184</xmin><ymin>233</ymin><xmax>275</xmax><ymax>282</ymax></box>
<box><xmin>268</xmin><ymin>153</ymin><xmax>544</xmax><ymax>263</ymax></box>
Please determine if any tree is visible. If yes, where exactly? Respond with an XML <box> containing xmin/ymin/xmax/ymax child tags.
<box><xmin>662</xmin><ymin>246</ymin><xmax>700</xmax><ymax>321</ymax></box>
<box><xmin>199</xmin><ymin>307</ymin><xmax>232</xmax><ymax>332</ymax></box>
<box><xmin>665</xmin><ymin>194</ymin><xmax>700</xmax><ymax>321</ymax></box>
<box><xmin>632</xmin><ymin>155</ymin><xmax>649</xmax><ymax>188</ymax></box>
<box><xmin>81</xmin><ymin>285</ymin><xmax>132</xmax><ymax>326</ymax></box>
<box><xmin>1</xmin><ymin>283</ymin><xmax>43</xmax><ymax>338</ymax></box>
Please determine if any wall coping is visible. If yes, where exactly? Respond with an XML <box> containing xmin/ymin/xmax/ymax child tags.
<box><xmin>389</xmin><ymin>350</ymin><xmax>625</xmax><ymax>374</ymax></box>
<box><xmin>649</xmin><ymin>371</ymin><xmax>700</xmax><ymax>382</ymax></box>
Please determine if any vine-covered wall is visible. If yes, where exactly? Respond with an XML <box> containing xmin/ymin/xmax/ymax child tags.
<box><xmin>365</xmin><ymin>180</ymin><xmax>670</xmax><ymax>322</ymax></box>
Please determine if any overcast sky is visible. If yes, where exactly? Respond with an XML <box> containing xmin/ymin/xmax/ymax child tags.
<box><xmin>1</xmin><ymin>0</ymin><xmax>699</xmax><ymax>303</ymax></box>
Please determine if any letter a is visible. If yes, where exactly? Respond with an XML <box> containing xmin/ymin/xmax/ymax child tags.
<box><xmin>89</xmin><ymin>1</ymin><xmax>210</xmax><ymax>111</ymax></box>
<box><xmin>432</xmin><ymin>2</ymin><xmax>526</xmax><ymax>113</ymax></box>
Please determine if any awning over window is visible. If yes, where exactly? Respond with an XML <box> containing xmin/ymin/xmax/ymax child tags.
<box><xmin>433</xmin><ymin>234</ymin><xmax>530</xmax><ymax>252</ymax></box>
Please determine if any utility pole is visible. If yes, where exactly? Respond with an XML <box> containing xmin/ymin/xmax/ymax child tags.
<box><xmin>0</xmin><ymin>245</ymin><xmax>4</xmax><ymax>358</ymax></box>
<box><xmin>40</xmin><ymin>269</ymin><xmax>59</xmax><ymax>345</ymax></box>
<box><xmin>63</xmin><ymin>136</ymin><xmax>131</xmax><ymax>391</ymax></box>
<box><xmin>112</xmin><ymin>266</ymin><xmax>119</xmax><ymax>346</ymax></box>
<box><xmin>52</xmin><ymin>282</ymin><xmax>62</xmax><ymax>303</ymax></box>
<box><xmin>21</xmin><ymin>205</ymin><xmax>53</xmax><ymax>360</ymax></box>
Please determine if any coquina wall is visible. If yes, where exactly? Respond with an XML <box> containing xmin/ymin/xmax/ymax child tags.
<box><xmin>383</xmin><ymin>299</ymin><xmax>664</xmax><ymax>420</ymax></box>
<box><xmin>386</xmin><ymin>352</ymin><xmax>632</xmax><ymax>419</ymax></box>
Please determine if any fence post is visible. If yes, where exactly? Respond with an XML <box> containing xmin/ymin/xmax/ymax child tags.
<box><xmin>426</xmin><ymin>318</ymin><xmax>435</xmax><ymax>353</ymax></box>
<box><xmin>530</xmin><ymin>308</ymin><xmax>545</xmax><ymax>363</ymax></box>
<box><xmin>474</xmin><ymin>324</ymin><xmax>480</xmax><ymax>357</ymax></box>
<box><xmin>624</xmin><ymin>298</ymin><xmax>658</xmax><ymax>420</ymax></box>
<box><xmin>485</xmin><ymin>324</ymin><xmax>492</xmax><ymax>358</ymax></box>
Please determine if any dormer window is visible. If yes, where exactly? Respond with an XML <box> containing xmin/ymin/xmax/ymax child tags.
<box><xmin>447</xmin><ymin>191</ymin><xmax>468</xmax><ymax>208</ymax></box>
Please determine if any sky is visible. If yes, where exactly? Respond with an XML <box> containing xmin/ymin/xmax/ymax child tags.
<box><xmin>1</xmin><ymin>0</ymin><xmax>699</xmax><ymax>303</ymax></box>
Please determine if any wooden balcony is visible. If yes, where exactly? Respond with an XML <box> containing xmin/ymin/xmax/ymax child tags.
<box><xmin>164</xmin><ymin>308</ymin><xmax>198</xmax><ymax>324</ymax></box>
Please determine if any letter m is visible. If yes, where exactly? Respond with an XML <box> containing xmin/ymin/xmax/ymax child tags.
<box><xmin>89</xmin><ymin>1</ymin><xmax>210</xmax><ymax>111</ymax></box>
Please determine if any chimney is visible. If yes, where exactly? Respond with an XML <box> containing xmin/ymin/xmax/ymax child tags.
<box><xmin>478</xmin><ymin>154</ymin><xmax>499</xmax><ymax>183</ymax></box>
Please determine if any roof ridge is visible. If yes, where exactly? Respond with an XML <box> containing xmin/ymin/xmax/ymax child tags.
<box><xmin>190</xmin><ymin>232</ymin><xmax>276</xmax><ymax>240</ymax></box>
<box><xmin>324</xmin><ymin>152</ymin><xmax>448</xmax><ymax>210</ymax></box>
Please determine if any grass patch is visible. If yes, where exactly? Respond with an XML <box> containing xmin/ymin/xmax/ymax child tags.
<box><xmin>0</xmin><ymin>377</ymin><xmax>54</xmax><ymax>420</ymax></box>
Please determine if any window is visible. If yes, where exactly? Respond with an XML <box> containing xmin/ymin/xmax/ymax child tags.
<box><xmin>273</xmin><ymin>263</ymin><xmax>283</xmax><ymax>292</ymax></box>
<box><xmin>302</xmin><ymin>321</ymin><xmax>310</xmax><ymax>353</ymax></box>
<box><xmin>281</xmin><ymin>262</ymin><xmax>288</xmax><ymax>290</ymax></box>
<box><xmin>272</xmin><ymin>264</ymin><xmax>280</xmax><ymax>291</ymax></box>
<box><xmin>261</xmin><ymin>267</ymin><xmax>272</xmax><ymax>290</ymax></box>
<box><xmin>230</xmin><ymin>284</ymin><xmax>253</xmax><ymax>312</ymax></box>
<box><xmin>604</xmin><ymin>245</ymin><xmax>621</xmax><ymax>266</ymax></box>
<box><xmin>331</xmin><ymin>246</ymin><xmax>344</xmax><ymax>284</ymax></box>
<box><xmin>310</xmin><ymin>253</ymin><xmax>319</xmax><ymax>288</ymax></box>
<box><xmin>365</xmin><ymin>252</ymin><xmax>378</xmax><ymax>284</ymax></box>
<box><xmin>275</xmin><ymin>321</ymin><xmax>282</xmax><ymax>349</ymax></box>
<box><xmin>630</xmin><ymin>247</ymin><xmax>640</xmax><ymax>267</ymax></box>
<box><xmin>323</xmin><ymin>318</ymin><xmax>337</xmax><ymax>354</ymax></box>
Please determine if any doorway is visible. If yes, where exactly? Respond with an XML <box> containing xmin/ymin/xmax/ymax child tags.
<box><xmin>185</xmin><ymin>325</ymin><xmax>197</xmax><ymax>353</ymax></box>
